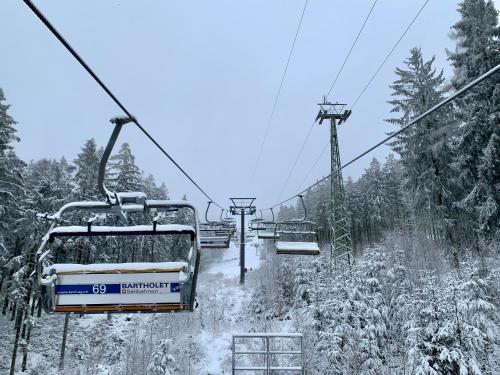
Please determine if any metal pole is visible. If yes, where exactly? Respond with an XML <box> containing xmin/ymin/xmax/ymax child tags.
<box><xmin>232</xmin><ymin>336</ymin><xmax>235</xmax><ymax>375</ymax></box>
<box><xmin>300</xmin><ymin>336</ymin><xmax>305</xmax><ymax>375</ymax></box>
<box><xmin>266</xmin><ymin>336</ymin><xmax>270</xmax><ymax>375</ymax></box>
<box><xmin>240</xmin><ymin>208</ymin><xmax>245</xmax><ymax>284</ymax></box>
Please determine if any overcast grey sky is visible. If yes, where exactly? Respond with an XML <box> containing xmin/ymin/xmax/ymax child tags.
<box><xmin>1</xmin><ymin>1</ymin><xmax>495</xmax><ymax>216</ymax></box>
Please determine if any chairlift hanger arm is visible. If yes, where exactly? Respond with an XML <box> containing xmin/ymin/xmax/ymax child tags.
<box><xmin>298</xmin><ymin>194</ymin><xmax>307</xmax><ymax>222</ymax></box>
<box><xmin>205</xmin><ymin>201</ymin><xmax>214</xmax><ymax>224</ymax></box>
<box><xmin>98</xmin><ymin>116</ymin><xmax>135</xmax><ymax>202</ymax></box>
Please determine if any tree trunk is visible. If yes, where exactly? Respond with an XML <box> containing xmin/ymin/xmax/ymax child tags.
<box><xmin>37</xmin><ymin>296</ymin><xmax>42</xmax><ymax>318</ymax></box>
<box><xmin>2</xmin><ymin>295</ymin><xmax>9</xmax><ymax>315</ymax></box>
<box><xmin>10</xmin><ymin>301</ymin><xmax>17</xmax><ymax>321</ymax></box>
<box><xmin>21</xmin><ymin>296</ymin><xmax>37</xmax><ymax>372</ymax></box>
<box><xmin>9</xmin><ymin>308</ymin><xmax>24</xmax><ymax>375</ymax></box>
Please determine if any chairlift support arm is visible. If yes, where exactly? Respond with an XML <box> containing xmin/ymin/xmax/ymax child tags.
<box><xmin>205</xmin><ymin>201</ymin><xmax>214</xmax><ymax>224</ymax></box>
<box><xmin>98</xmin><ymin>116</ymin><xmax>135</xmax><ymax>202</ymax></box>
<box><xmin>298</xmin><ymin>194</ymin><xmax>307</xmax><ymax>222</ymax></box>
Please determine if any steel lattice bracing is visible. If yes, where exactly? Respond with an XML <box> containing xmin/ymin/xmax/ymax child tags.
<box><xmin>329</xmin><ymin>119</ymin><xmax>352</xmax><ymax>270</ymax></box>
<box><xmin>315</xmin><ymin>98</ymin><xmax>352</xmax><ymax>271</ymax></box>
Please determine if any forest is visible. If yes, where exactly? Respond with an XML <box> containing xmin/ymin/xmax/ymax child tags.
<box><xmin>1</xmin><ymin>0</ymin><xmax>499</xmax><ymax>374</ymax></box>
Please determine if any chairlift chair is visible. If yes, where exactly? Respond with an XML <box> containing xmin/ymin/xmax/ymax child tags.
<box><xmin>37</xmin><ymin>200</ymin><xmax>201</xmax><ymax>314</ymax></box>
<box><xmin>257</xmin><ymin>208</ymin><xmax>279</xmax><ymax>240</ymax></box>
<box><xmin>249</xmin><ymin>217</ymin><xmax>266</xmax><ymax>232</ymax></box>
<box><xmin>199</xmin><ymin>203</ymin><xmax>230</xmax><ymax>249</ymax></box>
<box><xmin>199</xmin><ymin>223</ymin><xmax>230</xmax><ymax>249</ymax></box>
<box><xmin>274</xmin><ymin>196</ymin><xmax>320</xmax><ymax>255</ymax></box>
<box><xmin>36</xmin><ymin>116</ymin><xmax>201</xmax><ymax>314</ymax></box>
<box><xmin>220</xmin><ymin>209</ymin><xmax>237</xmax><ymax>238</ymax></box>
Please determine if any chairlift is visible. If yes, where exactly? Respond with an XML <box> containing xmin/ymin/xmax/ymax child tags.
<box><xmin>274</xmin><ymin>195</ymin><xmax>320</xmax><ymax>255</ymax></box>
<box><xmin>199</xmin><ymin>202</ymin><xmax>230</xmax><ymax>249</ymax></box>
<box><xmin>220</xmin><ymin>209</ymin><xmax>237</xmax><ymax>238</ymax></box>
<box><xmin>257</xmin><ymin>208</ymin><xmax>279</xmax><ymax>240</ymax></box>
<box><xmin>36</xmin><ymin>116</ymin><xmax>201</xmax><ymax>314</ymax></box>
<box><xmin>249</xmin><ymin>212</ymin><xmax>266</xmax><ymax>232</ymax></box>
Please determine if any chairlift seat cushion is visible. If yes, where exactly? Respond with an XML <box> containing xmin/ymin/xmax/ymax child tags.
<box><xmin>275</xmin><ymin>241</ymin><xmax>320</xmax><ymax>255</ymax></box>
<box><xmin>257</xmin><ymin>232</ymin><xmax>279</xmax><ymax>239</ymax></box>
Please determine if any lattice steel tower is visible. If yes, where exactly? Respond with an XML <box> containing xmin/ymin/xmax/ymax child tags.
<box><xmin>315</xmin><ymin>97</ymin><xmax>352</xmax><ymax>271</ymax></box>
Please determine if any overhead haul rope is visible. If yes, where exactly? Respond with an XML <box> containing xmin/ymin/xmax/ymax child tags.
<box><xmin>264</xmin><ymin>62</ymin><xmax>500</xmax><ymax>210</ymax></box>
<box><xmin>22</xmin><ymin>0</ymin><xmax>225</xmax><ymax>209</ymax></box>
<box><xmin>275</xmin><ymin>0</ymin><xmax>379</xmax><ymax>201</ymax></box>
<box><xmin>251</xmin><ymin>0</ymin><xmax>309</xmax><ymax>182</ymax></box>
<box><xmin>282</xmin><ymin>0</ymin><xmax>431</xmax><ymax>198</ymax></box>
<box><xmin>350</xmin><ymin>0</ymin><xmax>431</xmax><ymax>109</ymax></box>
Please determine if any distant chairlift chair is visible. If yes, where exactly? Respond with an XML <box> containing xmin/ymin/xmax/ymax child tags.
<box><xmin>257</xmin><ymin>208</ymin><xmax>279</xmax><ymax>240</ymax></box>
<box><xmin>199</xmin><ymin>202</ymin><xmax>231</xmax><ymax>249</ymax></box>
<box><xmin>274</xmin><ymin>196</ymin><xmax>320</xmax><ymax>255</ymax></box>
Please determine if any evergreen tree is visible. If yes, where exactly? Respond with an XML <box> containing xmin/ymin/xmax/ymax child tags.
<box><xmin>147</xmin><ymin>338</ymin><xmax>178</xmax><ymax>375</ymax></box>
<box><xmin>108</xmin><ymin>143</ymin><xmax>142</xmax><ymax>192</ymax></box>
<box><xmin>386</xmin><ymin>47</ymin><xmax>454</xmax><ymax>241</ymax></box>
<box><xmin>457</xmin><ymin>258</ymin><xmax>499</xmax><ymax>372</ymax></box>
<box><xmin>448</xmin><ymin>0</ymin><xmax>500</xmax><ymax>242</ymax></box>
<box><xmin>73</xmin><ymin>138</ymin><xmax>100</xmax><ymax>200</ymax></box>
<box><xmin>381</xmin><ymin>154</ymin><xmax>404</xmax><ymax>229</ymax></box>
<box><xmin>143</xmin><ymin>174</ymin><xmax>169</xmax><ymax>200</ymax></box>
<box><xmin>407</xmin><ymin>276</ymin><xmax>470</xmax><ymax>375</ymax></box>
<box><xmin>0</xmin><ymin>88</ymin><xmax>26</xmax><ymax>317</ymax></box>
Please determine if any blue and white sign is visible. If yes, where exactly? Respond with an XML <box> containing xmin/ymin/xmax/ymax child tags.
<box><xmin>54</xmin><ymin>272</ymin><xmax>182</xmax><ymax>306</ymax></box>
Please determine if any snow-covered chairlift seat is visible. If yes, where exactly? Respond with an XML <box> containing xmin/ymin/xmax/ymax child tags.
<box><xmin>275</xmin><ymin>241</ymin><xmax>320</xmax><ymax>255</ymax></box>
<box><xmin>257</xmin><ymin>221</ymin><xmax>279</xmax><ymax>240</ymax></box>
<box><xmin>274</xmin><ymin>220</ymin><xmax>320</xmax><ymax>255</ymax></box>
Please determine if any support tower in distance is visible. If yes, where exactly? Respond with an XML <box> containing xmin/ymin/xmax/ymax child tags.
<box><xmin>315</xmin><ymin>97</ymin><xmax>352</xmax><ymax>272</ymax></box>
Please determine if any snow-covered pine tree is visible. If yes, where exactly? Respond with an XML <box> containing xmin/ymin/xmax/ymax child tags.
<box><xmin>73</xmin><ymin>138</ymin><xmax>100</xmax><ymax>200</ymax></box>
<box><xmin>362</xmin><ymin>158</ymin><xmax>386</xmax><ymax>243</ymax></box>
<box><xmin>386</xmin><ymin>47</ymin><xmax>454</xmax><ymax>243</ymax></box>
<box><xmin>0</xmin><ymin>88</ymin><xmax>26</xmax><ymax>319</ymax></box>
<box><xmin>407</xmin><ymin>274</ymin><xmax>470</xmax><ymax>375</ymax></box>
<box><xmin>381</xmin><ymin>154</ymin><xmax>405</xmax><ymax>230</ymax></box>
<box><xmin>457</xmin><ymin>256</ymin><xmax>499</xmax><ymax>373</ymax></box>
<box><xmin>147</xmin><ymin>338</ymin><xmax>179</xmax><ymax>375</ymax></box>
<box><xmin>107</xmin><ymin>143</ymin><xmax>143</xmax><ymax>192</ymax></box>
<box><xmin>142</xmin><ymin>173</ymin><xmax>169</xmax><ymax>200</ymax></box>
<box><xmin>448</xmin><ymin>0</ymin><xmax>500</xmax><ymax>245</ymax></box>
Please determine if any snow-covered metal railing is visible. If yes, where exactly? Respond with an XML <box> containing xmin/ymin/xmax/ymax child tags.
<box><xmin>232</xmin><ymin>333</ymin><xmax>304</xmax><ymax>375</ymax></box>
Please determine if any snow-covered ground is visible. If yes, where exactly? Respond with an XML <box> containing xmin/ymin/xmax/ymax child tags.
<box><xmin>196</xmin><ymin>237</ymin><xmax>264</xmax><ymax>374</ymax></box>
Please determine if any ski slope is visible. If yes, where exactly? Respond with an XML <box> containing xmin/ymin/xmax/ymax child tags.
<box><xmin>197</xmin><ymin>237</ymin><xmax>264</xmax><ymax>374</ymax></box>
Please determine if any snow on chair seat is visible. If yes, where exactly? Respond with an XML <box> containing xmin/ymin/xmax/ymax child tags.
<box><xmin>257</xmin><ymin>231</ymin><xmax>278</xmax><ymax>239</ymax></box>
<box><xmin>275</xmin><ymin>241</ymin><xmax>320</xmax><ymax>255</ymax></box>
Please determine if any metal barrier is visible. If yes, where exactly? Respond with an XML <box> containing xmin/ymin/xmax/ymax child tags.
<box><xmin>232</xmin><ymin>333</ymin><xmax>304</xmax><ymax>374</ymax></box>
